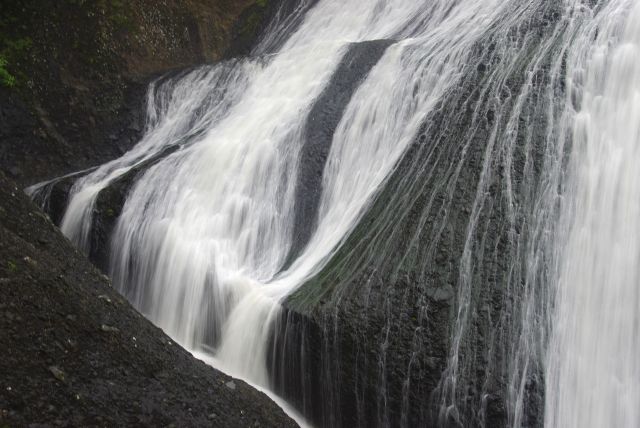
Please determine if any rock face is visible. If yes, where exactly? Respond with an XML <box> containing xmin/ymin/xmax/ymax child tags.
<box><xmin>0</xmin><ymin>0</ymin><xmax>272</xmax><ymax>187</ymax></box>
<box><xmin>286</xmin><ymin>39</ymin><xmax>394</xmax><ymax>266</ymax></box>
<box><xmin>0</xmin><ymin>171</ymin><xmax>297</xmax><ymax>427</ymax></box>
<box><xmin>270</xmin><ymin>3</ymin><xmax>565</xmax><ymax>427</ymax></box>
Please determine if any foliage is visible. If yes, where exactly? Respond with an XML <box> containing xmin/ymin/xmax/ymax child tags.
<box><xmin>0</xmin><ymin>55</ymin><xmax>15</xmax><ymax>87</ymax></box>
<box><xmin>0</xmin><ymin>36</ymin><xmax>32</xmax><ymax>87</ymax></box>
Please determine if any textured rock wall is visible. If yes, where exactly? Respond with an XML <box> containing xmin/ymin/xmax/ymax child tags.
<box><xmin>0</xmin><ymin>0</ymin><xmax>270</xmax><ymax>186</ymax></box>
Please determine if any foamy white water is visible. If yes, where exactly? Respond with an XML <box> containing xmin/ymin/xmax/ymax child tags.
<box><xmin>545</xmin><ymin>1</ymin><xmax>640</xmax><ymax>427</ymax></box>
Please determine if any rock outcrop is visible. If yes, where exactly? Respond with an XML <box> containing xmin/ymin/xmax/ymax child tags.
<box><xmin>0</xmin><ymin>0</ymin><xmax>273</xmax><ymax>187</ymax></box>
<box><xmin>0</xmin><ymin>171</ymin><xmax>297</xmax><ymax>427</ymax></box>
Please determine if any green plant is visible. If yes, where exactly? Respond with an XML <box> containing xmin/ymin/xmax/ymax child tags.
<box><xmin>0</xmin><ymin>37</ymin><xmax>32</xmax><ymax>87</ymax></box>
<box><xmin>4</xmin><ymin>37</ymin><xmax>32</xmax><ymax>55</ymax></box>
<box><xmin>0</xmin><ymin>55</ymin><xmax>15</xmax><ymax>87</ymax></box>
<box><xmin>7</xmin><ymin>260</ymin><xmax>17</xmax><ymax>272</ymax></box>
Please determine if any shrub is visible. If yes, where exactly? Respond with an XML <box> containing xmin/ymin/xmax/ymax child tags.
<box><xmin>0</xmin><ymin>55</ymin><xmax>15</xmax><ymax>87</ymax></box>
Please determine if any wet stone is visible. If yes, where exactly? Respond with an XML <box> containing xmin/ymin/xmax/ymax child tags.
<box><xmin>48</xmin><ymin>366</ymin><xmax>65</xmax><ymax>382</ymax></box>
<box><xmin>100</xmin><ymin>324</ymin><xmax>119</xmax><ymax>333</ymax></box>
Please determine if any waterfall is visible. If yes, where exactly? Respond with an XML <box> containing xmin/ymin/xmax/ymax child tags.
<box><xmin>31</xmin><ymin>0</ymin><xmax>640</xmax><ymax>426</ymax></box>
<box><xmin>58</xmin><ymin>0</ymin><xmax>512</xmax><ymax>380</ymax></box>
<box><xmin>545</xmin><ymin>1</ymin><xmax>640</xmax><ymax>427</ymax></box>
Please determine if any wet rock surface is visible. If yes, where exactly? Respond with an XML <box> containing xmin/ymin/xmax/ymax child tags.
<box><xmin>0</xmin><ymin>171</ymin><xmax>297</xmax><ymax>427</ymax></box>
<box><xmin>275</xmin><ymin>3</ymin><xmax>564</xmax><ymax>427</ymax></box>
<box><xmin>286</xmin><ymin>39</ymin><xmax>394</xmax><ymax>266</ymax></box>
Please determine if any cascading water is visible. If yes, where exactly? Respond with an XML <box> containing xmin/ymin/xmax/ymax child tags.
<box><xmin>545</xmin><ymin>1</ymin><xmax>640</xmax><ymax>427</ymax></box>
<box><xmin>28</xmin><ymin>0</ymin><xmax>640</xmax><ymax>426</ymax></box>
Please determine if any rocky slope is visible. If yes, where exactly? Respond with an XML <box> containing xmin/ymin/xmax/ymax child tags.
<box><xmin>0</xmin><ymin>171</ymin><xmax>297</xmax><ymax>427</ymax></box>
<box><xmin>0</xmin><ymin>1</ymin><xmax>298</xmax><ymax>426</ymax></box>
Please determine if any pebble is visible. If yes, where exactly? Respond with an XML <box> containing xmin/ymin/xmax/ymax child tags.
<box><xmin>225</xmin><ymin>381</ymin><xmax>236</xmax><ymax>390</ymax></box>
<box><xmin>101</xmin><ymin>324</ymin><xmax>119</xmax><ymax>333</ymax></box>
<box><xmin>23</xmin><ymin>256</ymin><xmax>37</xmax><ymax>267</ymax></box>
<box><xmin>48</xmin><ymin>366</ymin><xmax>65</xmax><ymax>382</ymax></box>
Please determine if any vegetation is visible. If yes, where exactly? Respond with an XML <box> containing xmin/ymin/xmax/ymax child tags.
<box><xmin>0</xmin><ymin>55</ymin><xmax>15</xmax><ymax>87</ymax></box>
<box><xmin>0</xmin><ymin>0</ymin><xmax>133</xmax><ymax>89</ymax></box>
<box><xmin>0</xmin><ymin>10</ymin><xmax>33</xmax><ymax>88</ymax></box>
<box><xmin>0</xmin><ymin>35</ymin><xmax>32</xmax><ymax>87</ymax></box>
<box><xmin>241</xmin><ymin>0</ymin><xmax>269</xmax><ymax>40</ymax></box>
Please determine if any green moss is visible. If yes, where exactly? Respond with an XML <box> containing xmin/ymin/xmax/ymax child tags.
<box><xmin>104</xmin><ymin>0</ymin><xmax>134</xmax><ymax>30</ymax></box>
<box><xmin>238</xmin><ymin>0</ymin><xmax>270</xmax><ymax>40</ymax></box>
<box><xmin>0</xmin><ymin>55</ymin><xmax>15</xmax><ymax>87</ymax></box>
<box><xmin>0</xmin><ymin>36</ymin><xmax>32</xmax><ymax>87</ymax></box>
<box><xmin>7</xmin><ymin>260</ymin><xmax>17</xmax><ymax>272</ymax></box>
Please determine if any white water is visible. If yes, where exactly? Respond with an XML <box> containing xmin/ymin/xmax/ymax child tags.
<box><xmin>58</xmin><ymin>0</ymin><xmax>515</xmax><ymax>391</ymax></box>
<box><xmin>545</xmin><ymin>1</ymin><xmax>640</xmax><ymax>427</ymax></box>
<box><xmin>48</xmin><ymin>0</ymin><xmax>640</xmax><ymax>426</ymax></box>
<box><xmin>59</xmin><ymin>62</ymin><xmax>257</xmax><ymax>251</ymax></box>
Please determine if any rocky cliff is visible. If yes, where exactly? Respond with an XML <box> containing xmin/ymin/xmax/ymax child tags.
<box><xmin>0</xmin><ymin>0</ymin><xmax>273</xmax><ymax>187</ymax></box>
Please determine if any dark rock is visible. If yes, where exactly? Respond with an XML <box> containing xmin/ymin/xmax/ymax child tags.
<box><xmin>48</xmin><ymin>366</ymin><xmax>65</xmax><ymax>383</ymax></box>
<box><xmin>100</xmin><ymin>325</ymin><xmax>120</xmax><ymax>333</ymax></box>
<box><xmin>285</xmin><ymin>39</ymin><xmax>394</xmax><ymax>266</ymax></box>
<box><xmin>273</xmin><ymin>3</ymin><xmax>563</xmax><ymax>426</ymax></box>
<box><xmin>0</xmin><ymin>0</ymin><xmax>266</xmax><ymax>188</ymax></box>
<box><xmin>0</xmin><ymin>172</ymin><xmax>297</xmax><ymax>427</ymax></box>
